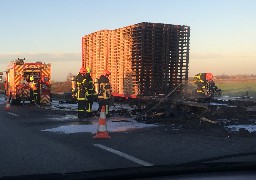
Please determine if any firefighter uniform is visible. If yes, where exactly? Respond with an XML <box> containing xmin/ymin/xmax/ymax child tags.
<box><xmin>75</xmin><ymin>67</ymin><xmax>87</xmax><ymax>119</ymax></box>
<box><xmin>98</xmin><ymin>69</ymin><xmax>111</xmax><ymax>115</ymax></box>
<box><xmin>193</xmin><ymin>73</ymin><xmax>221</xmax><ymax>97</ymax></box>
<box><xmin>84</xmin><ymin>67</ymin><xmax>95</xmax><ymax>115</ymax></box>
<box><xmin>29</xmin><ymin>76</ymin><xmax>39</xmax><ymax>104</ymax></box>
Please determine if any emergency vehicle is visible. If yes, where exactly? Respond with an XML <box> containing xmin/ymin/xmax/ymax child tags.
<box><xmin>4</xmin><ymin>58</ymin><xmax>52</xmax><ymax>104</ymax></box>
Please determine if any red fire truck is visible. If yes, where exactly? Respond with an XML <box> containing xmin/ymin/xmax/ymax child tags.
<box><xmin>4</xmin><ymin>58</ymin><xmax>52</xmax><ymax>104</ymax></box>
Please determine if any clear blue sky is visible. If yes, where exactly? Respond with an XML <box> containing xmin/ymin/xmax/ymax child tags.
<box><xmin>1</xmin><ymin>0</ymin><xmax>256</xmax><ymax>81</ymax></box>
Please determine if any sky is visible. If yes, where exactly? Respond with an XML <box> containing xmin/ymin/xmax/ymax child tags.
<box><xmin>0</xmin><ymin>0</ymin><xmax>256</xmax><ymax>81</ymax></box>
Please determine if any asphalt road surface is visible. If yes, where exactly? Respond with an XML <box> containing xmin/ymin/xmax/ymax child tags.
<box><xmin>1</xmin><ymin>102</ymin><xmax>256</xmax><ymax>178</ymax></box>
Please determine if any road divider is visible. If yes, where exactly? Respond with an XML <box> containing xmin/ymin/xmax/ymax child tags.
<box><xmin>7</xmin><ymin>112</ymin><xmax>19</xmax><ymax>117</ymax></box>
<box><xmin>94</xmin><ymin>144</ymin><xmax>153</xmax><ymax>167</ymax></box>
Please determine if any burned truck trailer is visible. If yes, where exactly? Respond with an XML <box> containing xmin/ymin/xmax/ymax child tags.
<box><xmin>82</xmin><ymin>22</ymin><xmax>190</xmax><ymax>99</ymax></box>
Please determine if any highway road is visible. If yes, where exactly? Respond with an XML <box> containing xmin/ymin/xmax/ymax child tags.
<box><xmin>1</xmin><ymin>100</ymin><xmax>256</xmax><ymax>178</ymax></box>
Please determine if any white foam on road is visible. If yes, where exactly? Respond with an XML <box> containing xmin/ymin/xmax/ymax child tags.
<box><xmin>216</xmin><ymin>95</ymin><xmax>254</xmax><ymax>101</ymax></box>
<box><xmin>0</xmin><ymin>96</ymin><xmax>6</xmax><ymax>105</ymax></box>
<box><xmin>209</xmin><ymin>102</ymin><xmax>236</xmax><ymax>107</ymax></box>
<box><xmin>48</xmin><ymin>114</ymin><xmax>78</xmax><ymax>121</ymax></box>
<box><xmin>51</xmin><ymin>100</ymin><xmax>98</xmax><ymax>111</ymax></box>
<box><xmin>42</xmin><ymin>119</ymin><xmax>158</xmax><ymax>134</ymax></box>
<box><xmin>226</xmin><ymin>124</ymin><xmax>256</xmax><ymax>133</ymax></box>
<box><xmin>51</xmin><ymin>100</ymin><xmax>136</xmax><ymax>112</ymax></box>
<box><xmin>51</xmin><ymin>100</ymin><xmax>78</xmax><ymax>111</ymax></box>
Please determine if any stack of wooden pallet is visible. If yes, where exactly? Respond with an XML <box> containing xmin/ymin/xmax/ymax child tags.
<box><xmin>82</xmin><ymin>22</ymin><xmax>190</xmax><ymax>98</ymax></box>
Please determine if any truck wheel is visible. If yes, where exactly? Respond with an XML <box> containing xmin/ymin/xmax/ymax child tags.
<box><xmin>11</xmin><ymin>99</ymin><xmax>21</xmax><ymax>105</ymax></box>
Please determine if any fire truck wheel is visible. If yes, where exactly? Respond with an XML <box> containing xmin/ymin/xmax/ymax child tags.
<box><xmin>11</xmin><ymin>99</ymin><xmax>21</xmax><ymax>105</ymax></box>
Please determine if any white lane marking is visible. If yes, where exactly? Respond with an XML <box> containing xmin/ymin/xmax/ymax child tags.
<box><xmin>7</xmin><ymin>112</ymin><xmax>19</xmax><ymax>117</ymax></box>
<box><xmin>94</xmin><ymin>144</ymin><xmax>153</xmax><ymax>167</ymax></box>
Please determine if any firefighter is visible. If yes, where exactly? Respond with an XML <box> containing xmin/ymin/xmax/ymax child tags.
<box><xmin>84</xmin><ymin>67</ymin><xmax>95</xmax><ymax>116</ymax></box>
<box><xmin>29</xmin><ymin>75</ymin><xmax>38</xmax><ymax>103</ymax></box>
<box><xmin>4</xmin><ymin>78</ymin><xmax>7</xmax><ymax>96</ymax></box>
<box><xmin>75</xmin><ymin>67</ymin><xmax>88</xmax><ymax>119</ymax></box>
<box><xmin>98</xmin><ymin>69</ymin><xmax>111</xmax><ymax>115</ymax></box>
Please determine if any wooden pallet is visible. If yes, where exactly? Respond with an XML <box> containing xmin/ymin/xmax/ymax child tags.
<box><xmin>82</xmin><ymin>22</ymin><xmax>190</xmax><ymax>98</ymax></box>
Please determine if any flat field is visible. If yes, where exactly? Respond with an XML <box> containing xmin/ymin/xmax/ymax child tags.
<box><xmin>187</xmin><ymin>78</ymin><xmax>256</xmax><ymax>97</ymax></box>
<box><xmin>215</xmin><ymin>79</ymin><xmax>256</xmax><ymax>97</ymax></box>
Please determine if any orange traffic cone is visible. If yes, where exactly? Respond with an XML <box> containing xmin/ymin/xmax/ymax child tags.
<box><xmin>5</xmin><ymin>99</ymin><xmax>10</xmax><ymax>111</ymax></box>
<box><xmin>93</xmin><ymin>106</ymin><xmax>111</xmax><ymax>138</ymax></box>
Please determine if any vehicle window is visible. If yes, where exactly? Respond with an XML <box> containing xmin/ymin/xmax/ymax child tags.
<box><xmin>1</xmin><ymin>0</ymin><xmax>256</xmax><ymax>179</ymax></box>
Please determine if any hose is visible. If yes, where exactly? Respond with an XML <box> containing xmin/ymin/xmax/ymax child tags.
<box><xmin>146</xmin><ymin>83</ymin><xmax>183</xmax><ymax>114</ymax></box>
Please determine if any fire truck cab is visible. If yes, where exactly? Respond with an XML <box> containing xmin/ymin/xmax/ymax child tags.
<box><xmin>5</xmin><ymin>58</ymin><xmax>52</xmax><ymax>104</ymax></box>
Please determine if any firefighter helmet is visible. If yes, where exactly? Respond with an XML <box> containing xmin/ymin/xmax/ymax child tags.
<box><xmin>102</xmin><ymin>69</ymin><xmax>111</xmax><ymax>76</ymax></box>
<box><xmin>79</xmin><ymin>67</ymin><xmax>87</xmax><ymax>74</ymax></box>
<box><xmin>30</xmin><ymin>76</ymin><xmax>34</xmax><ymax>81</ymax></box>
<box><xmin>86</xmin><ymin>67</ymin><xmax>91</xmax><ymax>73</ymax></box>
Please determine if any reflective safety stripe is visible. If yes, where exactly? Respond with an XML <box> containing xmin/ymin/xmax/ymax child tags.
<box><xmin>106</xmin><ymin>105</ymin><xmax>109</xmax><ymax>115</ymax></box>
<box><xmin>77</xmin><ymin>90</ymin><xmax>86</xmax><ymax>100</ymax></box>
<box><xmin>97</xmin><ymin>124</ymin><xmax>107</xmax><ymax>132</ymax></box>
<box><xmin>77</xmin><ymin>98</ymin><xmax>86</xmax><ymax>100</ymax></box>
<box><xmin>100</xmin><ymin>111</ymin><xmax>106</xmax><ymax>119</ymax></box>
<box><xmin>86</xmin><ymin>103</ymin><xmax>91</xmax><ymax>112</ymax></box>
<box><xmin>40</xmin><ymin>95</ymin><xmax>50</xmax><ymax>104</ymax></box>
<box><xmin>78</xmin><ymin>109</ymin><xmax>84</xmax><ymax>112</ymax></box>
